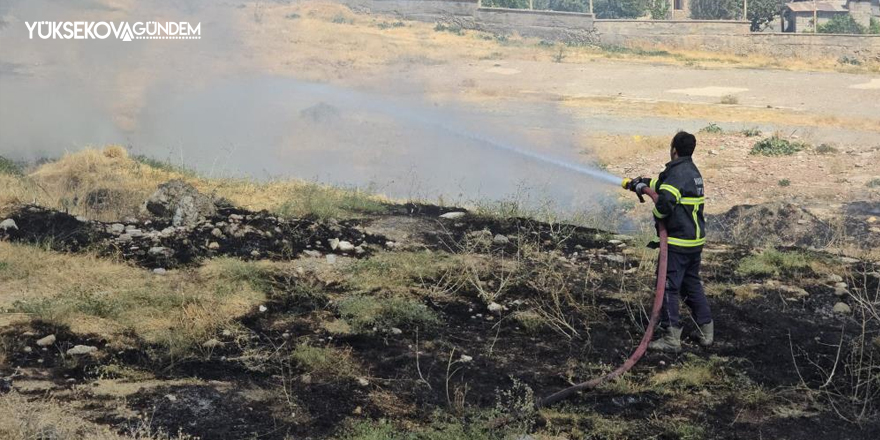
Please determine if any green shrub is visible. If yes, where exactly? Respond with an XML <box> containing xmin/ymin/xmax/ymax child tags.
<box><xmin>720</xmin><ymin>95</ymin><xmax>739</xmax><ymax>105</ymax></box>
<box><xmin>690</xmin><ymin>0</ymin><xmax>739</xmax><ymax>19</ymax></box>
<box><xmin>736</xmin><ymin>249</ymin><xmax>811</xmax><ymax>278</ymax></box>
<box><xmin>0</xmin><ymin>155</ymin><xmax>23</xmax><ymax>176</ymax></box>
<box><xmin>434</xmin><ymin>23</ymin><xmax>464</xmax><ymax>35</ymax></box>
<box><xmin>285</xmin><ymin>13</ymin><xmax>300</xmax><ymax>19</ymax></box>
<box><xmin>740</xmin><ymin>127</ymin><xmax>762</xmax><ymax>137</ymax></box>
<box><xmin>291</xmin><ymin>343</ymin><xmax>359</xmax><ymax>379</ymax></box>
<box><xmin>871</xmin><ymin>18</ymin><xmax>880</xmax><ymax>34</ymax></box>
<box><xmin>777</xmin><ymin>178</ymin><xmax>790</xmax><ymax>187</ymax></box>
<box><xmin>699</xmin><ymin>123</ymin><xmax>723</xmax><ymax>134</ymax></box>
<box><xmin>867</xmin><ymin>178</ymin><xmax>880</xmax><ymax>188</ymax></box>
<box><xmin>750</xmin><ymin>136</ymin><xmax>807</xmax><ymax>156</ymax></box>
<box><xmin>331</xmin><ymin>14</ymin><xmax>354</xmax><ymax>24</ymax></box>
<box><xmin>818</xmin><ymin>14</ymin><xmax>865</xmax><ymax>34</ymax></box>
<box><xmin>377</xmin><ymin>20</ymin><xmax>405</xmax><ymax>30</ymax></box>
<box><xmin>132</xmin><ymin>154</ymin><xmax>196</xmax><ymax>176</ymax></box>
<box><xmin>814</xmin><ymin>143</ymin><xmax>838</xmax><ymax>154</ymax></box>
<box><xmin>338</xmin><ymin>296</ymin><xmax>440</xmax><ymax>333</ymax></box>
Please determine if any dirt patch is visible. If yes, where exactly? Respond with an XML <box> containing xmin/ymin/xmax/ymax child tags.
<box><xmin>707</xmin><ymin>202</ymin><xmax>834</xmax><ymax>248</ymax></box>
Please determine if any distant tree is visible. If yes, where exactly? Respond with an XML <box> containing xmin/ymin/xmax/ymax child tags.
<box><xmin>534</xmin><ymin>0</ymin><xmax>590</xmax><ymax>12</ymax></box>
<box><xmin>870</xmin><ymin>17</ymin><xmax>880</xmax><ymax>34</ymax></box>
<box><xmin>482</xmin><ymin>0</ymin><xmax>530</xmax><ymax>9</ymax></box>
<box><xmin>817</xmin><ymin>14</ymin><xmax>866</xmax><ymax>34</ymax></box>
<box><xmin>593</xmin><ymin>0</ymin><xmax>649</xmax><ymax>18</ymax></box>
<box><xmin>689</xmin><ymin>0</ymin><xmax>740</xmax><ymax>20</ymax></box>
<box><xmin>746</xmin><ymin>0</ymin><xmax>786</xmax><ymax>31</ymax></box>
<box><xmin>647</xmin><ymin>0</ymin><xmax>670</xmax><ymax>19</ymax></box>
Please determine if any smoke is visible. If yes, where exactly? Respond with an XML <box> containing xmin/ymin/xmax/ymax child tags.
<box><xmin>0</xmin><ymin>0</ymin><xmax>622</xmax><ymax>214</ymax></box>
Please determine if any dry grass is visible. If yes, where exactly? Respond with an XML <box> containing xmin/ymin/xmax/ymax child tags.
<box><xmin>0</xmin><ymin>146</ymin><xmax>389</xmax><ymax>222</ymax></box>
<box><xmin>0</xmin><ymin>392</ymin><xmax>191</xmax><ymax>440</ymax></box>
<box><xmin>0</xmin><ymin>242</ymin><xmax>267</xmax><ymax>361</ymax></box>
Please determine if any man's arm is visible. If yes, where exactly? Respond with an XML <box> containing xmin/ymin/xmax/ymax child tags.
<box><xmin>652</xmin><ymin>176</ymin><xmax>680</xmax><ymax>220</ymax></box>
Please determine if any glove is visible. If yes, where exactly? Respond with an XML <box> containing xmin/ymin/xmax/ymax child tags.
<box><xmin>625</xmin><ymin>176</ymin><xmax>648</xmax><ymax>193</ymax></box>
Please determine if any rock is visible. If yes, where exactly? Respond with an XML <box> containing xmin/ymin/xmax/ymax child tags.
<box><xmin>202</xmin><ymin>338</ymin><xmax>223</xmax><ymax>349</ymax></box>
<box><xmin>23</xmin><ymin>346</ymin><xmax>32</xmax><ymax>353</ymax></box>
<box><xmin>221</xmin><ymin>329</ymin><xmax>233</xmax><ymax>337</ymax></box>
<box><xmin>353</xmin><ymin>406</ymin><xmax>363</xmax><ymax>415</ymax></box>
<box><xmin>329</xmin><ymin>238</ymin><xmax>340</xmax><ymax>250</ymax></box>
<box><xmin>459</xmin><ymin>354</ymin><xmax>473</xmax><ymax>363</ymax></box>
<box><xmin>117</xmin><ymin>234</ymin><xmax>133</xmax><ymax>243</ymax></box>
<box><xmin>833</xmin><ymin>302</ymin><xmax>852</xmax><ymax>314</ymax></box>
<box><xmin>608</xmin><ymin>239</ymin><xmax>623</xmax><ymax>245</ymax></box>
<box><xmin>708</xmin><ymin>149</ymin><xmax>718</xmax><ymax>156</ymax></box>
<box><xmin>164</xmin><ymin>394</ymin><xmax>178</xmax><ymax>402</ymax></box>
<box><xmin>827</xmin><ymin>274</ymin><xmax>844</xmax><ymax>283</ymax></box>
<box><xmin>208</xmin><ymin>242</ymin><xmax>220</xmax><ymax>250</ymax></box>
<box><xmin>109</xmin><ymin>223</ymin><xmax>125</xmax><ymax>234</ymax></box>
<box><xmin>303</xmin><ymin>250</ymin><xmax>322</xmax><ymax>258</ymax></box>
<box><xmin>385</xmin><ymin>241</ymin><xmax>397</xmax><ymax>249</ymax></box>
<box><xmin>779</xmin><ymin>285</ymin><xmax>809</xmax><ymax>298</ymax></box>
<box><xmin>439</xmin><ymin>211</ymin><xmax>466</xmax><ymax>220</ymax></box>
<box><xmin>228</xmin><ymin>214</ymin><xmax>243</xmax><ymax>222</ymax></box>
<box><xmin>66</xmin><ymin>345</ymin><xmax>98</xmax><ymax>356</ymax></box>
<box><xmin>834</xmin><ymin>284</ymin><xmax>850</xmax><ymax>297</ymax></box>
<box><xmin>143</xmin><ymin>179</ymin><xmax>217</xmax><ymax>227</ymax></box>
<box><xmin>601</xmin><ymin>254</ymin><xmax>626</xmax><ymax>264</ymax></box>
<box><xmin>492</xmin><ymin>234</ymin><xmax>509</xmax><ymax>245</ymax></box>
<box><xmin>0</xmin><ymin>219</ymin><xmax>17</xmax><ymax>231</ymax></box>
<box><xmin>337</xmin><ymin>241</ymin><xmax>355</xmax><ymax>252</ymax></box>
<box><xmin>357</xmin><ymin>377</ymin><xmax>370</xmax><ymax>387</ymax></box>
<box><xmin>211</xmin><ymin>228</ymin><xmax>223</xmax><ymax>238</ymax></box>
<box><xmin>36</xmin><ymin>335</ymin><xmax>56</xmax><ymax>347</ymax></box>
<box><xmin>153</xmin><ymin>268</ymin><xmax>167</xmax><ymax>275</ymax></box>
<box><xmin>390</xmin><ymin>327</ymin><xmax>402</xmax><ymax>335</ymax></box>
<box><xmin>354</xmin><ymin>246</ymin><xmax>365</xmax><ymax>255</ymax></box>
<box><xmin>258</xmin><ymin>305</ymin><xmax>268</xmax><ymax>313</ymax></box>
<box><xmin>838</xmin><ymin>257</ymin><xmax>860</xmax><ymax>264</ymax></box>
<box><xmin>250</xmin><ymin>250</ymin><xmax>260</xmax><ymax>257</ymax></box>
<box><xmin>868</xmin><ymin>216</ymin><xmax>877</xmax><ymax>224</ymax></box>
<box><xmin>487</xmin><ymin>302</ymin><xmax>503</xmax><ymax>313</ymax></box>
<box><xmin>148</xmin><ymin>247</ymin><xmax>172</xmax><ymax>257</ymax></box>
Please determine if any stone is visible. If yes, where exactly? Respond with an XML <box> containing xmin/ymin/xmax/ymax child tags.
<box><xmin>259</xmin><ymin>305</ymin><xmax>268</xmax><ymax>313</ymax></box>
<box><xmin>229</xmin><ymin>214</ymin><xmax>243</xmax><ymax>221</ymax></box>
<box><xmin>833</xmin><ymin>302</ymin><xmax>852</xmax><ymax>314</ymax></box>
<box><xmin>303</xmin><ymin>250</ymin><xmax>322</xmax><ymax>258</ymax></box>
<box><xmin>439</xmin><ymin>211</ymin><xmax>466</xmax><ymax>220</ymax></box>
<box><xmin>0</xmin><ymin>219</ymin><xmax>17</xmax><ymax>231</ymax></box>
<box><xmin>385</xmin><ymin>241</ymin><xmax>397</xmax><ymax>249</ymax></box>
<box><xmin>337</xmin><ymin>241</ymin><xmax>355</xmax><ymax>252</ymax></box>
<box><xmin>117</xmin><ymin>234</ymin><xmax>133</xmax><ymax>243</ymax></box>
<box><xmin>211</xmin><ymin>228</ymin><xmax>223</xmax><ymax>238</ymax></box>
<box><xmin>834</xmin><ymin>284</ymin><xmax>850</xmax><ymax>297</ymax></box>
<box><xmin>208</xmin><ymin>242</ymin><xmax>220</xmax><ymax>250</ymax></box>
<box><xmin>868</xmin><ymin>216</ymin><xmax>877</xmax><ymax>224</ymax></box>
<box><xmin>329</xmin><ymin>238</ymin><xmax>340</xmax><ymax>250</ymax></box>
<box><xmin>838</xmin><ymin>257</ymin><xmax>860</xmax><ymax>264</ymax></box>
<box><xmin>221</xmin><ymin>329</ymin><xmax>233</xmax><ymax>337</ymax></box>
<box><xmin>66</xmin><ymin>345</ymin><xmax>98</xmax><ymax>356</ymax></box>
<box><xmin>36</xmin><ymin>335</ymin><xmax>56</xmax><ymax>347</ymax></box>
<box><xmin>357</xmin><ymin>377</ymin><xmax>370</xmax><ymax>387</ymax></box>
<box><xmin>459</xmin><ymin>354</ymin><xmax>473</xmax><ymax>363</ymax></box>
<box><xmin>601</xmin><ymin>254</ymin><xmax>626</xmax><ymax>263</ymax></box>
<box><xmin>353</xmin><ymin>406</ymin><xmax>363</xmax><ymax>415</ymax></box>
<box><xmin>153</xmin><ymin>268</ymin><xmax>167</xmax><ymax>275</ymax></box>
<box><xmin>390</xmin><ymin>327</ymin><xmax>402</xmax><ymax>335</ymax></box>
<box><xmin>492</xmin><ymin>234</ymin><xmax>509</xmax><ymax>245</ymax></box>
<box><xmin>143</xmin><ymin>179</ymin><xmax>217</xmax><ymax>227</ymax></box>
<box><xmin>487</xmin><ymin>302</ymin><xmax>503</xmax><ymax>313</ymax></box>
<box><xmin>23</xmin><ymin>346</ymin><xmax>32</xmax><ymax>353</ymax></box>
<box><xmin>827</xmin><ymin>275</ymin><xmax>844</xmax><ymax>283</ymax></box>
<box><xmin>109</xmin><ymin>223</ymin><xmax>125</xmax><ymax>234</ymax></box>
<box><xmin>148</xmin><ymin>247</ymin><xmax>172</xmax><ymax>257</ymax></box>
<box><xmin>250</xmin><ymin>250</ymin><xmax>260</xmax><ymax>257</ymax></box>
<box><xmin>354</xmin><ymin>246</ymin><xmax>365</xmax><ymax>255</ymax></box>
<box><xmin>779</xmin><ymin>285</ymin><xmax>809</xmax><ymax>298</ymax></box>
<box><xmin>608</xmin><ymin>239</ymin><xmax>623</xmax><ymax>245</ymax></box>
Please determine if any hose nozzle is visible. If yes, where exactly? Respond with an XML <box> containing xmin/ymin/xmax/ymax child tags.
<box><xmin>621</xmin><ymin>178</ymin><xmax>631</xmax><ymax>190</ymax></box>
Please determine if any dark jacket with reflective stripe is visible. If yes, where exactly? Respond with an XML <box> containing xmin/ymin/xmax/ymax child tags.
<box><xmin>649</xmin><ymin>157</ymin><xmax>706</xmax><ymax>254</ymax></box>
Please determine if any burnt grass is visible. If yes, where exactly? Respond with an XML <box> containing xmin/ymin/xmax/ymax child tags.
<box><xmin>2</xmin><ymin>204</ymin><xmax>880</xmax><ymax>439</ymax></box>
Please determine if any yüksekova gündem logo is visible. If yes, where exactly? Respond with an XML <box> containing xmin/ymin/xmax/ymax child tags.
<box><xmin>26</xmin><ymin>21</ymin><xmax>201</xmax><ymax>41</ymax></box>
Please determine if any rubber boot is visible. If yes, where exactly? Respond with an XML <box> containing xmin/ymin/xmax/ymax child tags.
<box><xmin>649</xmin><ymin>326</ymin><xmax>682</xmax><ymax>353</ymax></box>
<box><xmin>691</xmin><ymin>321</ymin><xmax>714</xmax><ymax>347</ymax></box>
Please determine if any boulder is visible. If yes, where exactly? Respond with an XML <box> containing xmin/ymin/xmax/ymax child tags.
<box><xmin>833</xmin><ymin>302</ymin><xmax>852</xmax><ymax>314</ymax></box>
<box><xmin>66</xmin><ymin>345</ymin><xmax>98</xmax><ymax>356</ymax></box>
<box><xmin>0</xmin><ymin>219</ymin><xmax>17</xmax><ymax>231</ymax></box>
<box><xmin>143</xmin><ymin>180</ymin><xmax>217</xmax><ymax>227</ymax></box>
<box><xmin>35</xmin><ymin>335</ymin><xmax>56</xmax><ymax>347</ymax></box>
<box><xmin>439</xmin><ymin>211</ymin><xmax>466</xmax><ymax>220</ymax></box>
<box><xmin>337</xmin><ymin>241</ymin><xmax>355</xmax><ymax>252</ymax></box>
<box><xmin>493</xmin><ymin>234</ymin><xmax>510</xmax><ymax>245</ymax></box>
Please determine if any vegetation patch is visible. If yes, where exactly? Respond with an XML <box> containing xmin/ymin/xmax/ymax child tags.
<box><xmin>736</xmin><ymin>248</ymin><xmax>812</xmax><ymax>278</ymax></box>
<box><xmin>699</xmin><ymin>123</ymin><xmax>723</xmax><ymax>134</ymax></box>
<box><xmin>291</xmin><ymin>343</ymin><xmax>360</xmax><ymax>380</ymax></box>
<box><xmin>337</xmin><ymin>295</ymin><xmax>441</xmax><ymax>333</ymax></box>
<box><xmin>0</xmin><ymin>155</ymin><xmax>23</xmax><ymax>176</ymax></box>
<box><xmin>750</xmin><ymin>136</ymin><xmax>807</xmax><ymax>156</ymax></box>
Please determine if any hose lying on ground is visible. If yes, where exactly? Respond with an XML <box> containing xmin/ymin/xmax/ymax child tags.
<box><xmin>536</xmin><ymin>187</ymin><xmax>667</xmax><ymax>408</ymax></box>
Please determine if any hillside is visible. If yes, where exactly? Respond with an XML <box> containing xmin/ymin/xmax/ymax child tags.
<box><xmin>1</xmin><ymin>148</ymin><xmax>878</xmax><ymax>440</ymax></box>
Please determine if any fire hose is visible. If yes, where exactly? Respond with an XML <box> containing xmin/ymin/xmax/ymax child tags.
<box><xmin>534</xmin><ymin>179</ymin><xmax>667</xmax><ymax>408</ymax></box>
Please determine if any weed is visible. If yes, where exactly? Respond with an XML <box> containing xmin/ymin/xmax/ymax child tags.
<box><xmin>291</xmin><ymin>343</ymin><xmax>360</xmax><ymax>380</ymax></box>
<box><xmin>651</xmin><ymin>354</ymin><xmax>724</xmax><ymax>390</ymax></box>
<box><xmin>434</xmin><ymin>23</ymin><xmax>464</xmax><ymax>35</ymax></box>
<box><xmin>699</xmin><ymin>123</ymin><xmax>723</xmax><ymax>134</ymax></box>
<box><xmin>337</xmin><ymin>296</ymin><xmax>440</xmax><ymax>333</ymax></box>
<box><xmin>332</xmin><ymin>14</ymin><xmax>354</xmax><ymax>25</ymax></box>
<box><xmin>736</xmin><ymin>249</ymin><xmax>812</xmax><ymax>278</ymax></box>
<box><xmin>347</xmin><ymin>251</ymin><xmax>464</xmax><ymax>296</ymax></box>
<box><xmin>0</xmin><ymin>155</ymin><xmax>23</xmax><ymax>176</ymax></box>
<box><xmin>285</xmin><ymin>13</ymin><xmax>300</xmax><ymax>19</ymax></box>
<box><xmin>750</xmin><ymin>136</ymin><xmax>807</xmax><ymax>156</ymax></box>
<box><xmin>866</xmin><ymin>178</ymin><xmax>880</xmax><ymax>188</ymax></box>
<box><xmin>778</xmin><ymin>178</ymin><xmax>791</xmax><ymax>187</ymax></box>
<box><xmin>814</xmin><ymin>143</ymin><xmax>838</xmax><ymax>154</ymax></box>
<box><xmin>720</xmin><ymin>94</ymin><xmax>739</xmax><ymax>105</ymax></box>
<box><xmin>740</xmin><ymin>127</ymin><xmax>762</xmax><ymax>137</ymax></box>
<box><xmin>377</xmin><ymin>21</ymin><xmax>405</xmax><ymax>30</ymax></box>
<box><xmin>275</xmin><ymin>182</ymin><xmax>387</xmax><ymax>220</ymax></box>
<box><xmin>553</xmin><ymin>47</ymin><xmax>566</xmax><ymax>63</ymax></box>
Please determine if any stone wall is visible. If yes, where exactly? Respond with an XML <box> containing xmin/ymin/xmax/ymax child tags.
<box><xmin>336</xmin><ymin>0</ymin><xmax>880</xmax><ymax>61</ymax></box>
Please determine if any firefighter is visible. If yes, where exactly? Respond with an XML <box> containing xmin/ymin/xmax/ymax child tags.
<box><xmin>627</xmin><ymin>131</ymin><xmax>713</xmax><ymax>353</ymax></box>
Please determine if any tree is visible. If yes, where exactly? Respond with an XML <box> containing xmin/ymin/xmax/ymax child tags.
<box><xmin>746</xmin><ymin>0</ymin><xmax>786</xmax><ymax>31</ymax></box>
<box><xmin>482</xmin><ymin>0</ymin><xmax>530</xmax><ymax>9</ymax></box>
<box><xmin>689</xmin><ymin>0</ymin><xmax>740</xmax><ymax>20</ymax></box>
<box><xmin>647</xmin><ymin>0</ymin><xmax>670</xmax><ymax>19</ymax></box>
<box><xmin>817</xmin><ymin>14</ymin><xmax>866</xmax><ymax>34</ymax></box>
<box><xmin>534</xmin><ymin>0</ymin><xmax>590</xmax><ymax>12</ymax></box>
<box><xmin>593</xmin><ymin>0</ymin><xmax>649</xmax><ymax>18</ymax></box>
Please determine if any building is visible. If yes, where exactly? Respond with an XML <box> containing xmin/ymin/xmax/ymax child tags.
<box><xmin>782</xmin><ymin>2</ymin><xmax>849</xmax><ymax>32</ymax></box>
<box><xmin>671</xmin><ymin>0</ymin><xmax>691</xmax><ymax>19</ymax></box>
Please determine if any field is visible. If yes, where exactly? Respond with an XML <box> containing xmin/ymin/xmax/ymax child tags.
<box><xmin>1</xmin><ymin>1</ymin><xmax>880</xmax><ymax>439</ymax></box>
